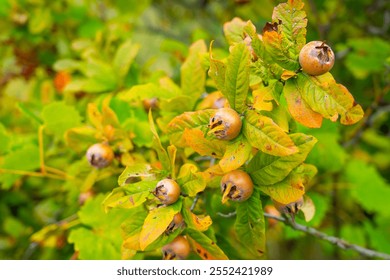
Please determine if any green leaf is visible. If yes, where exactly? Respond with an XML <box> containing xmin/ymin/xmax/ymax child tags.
<box><xmin>0</xmin><ymin>123</ymin><xmax>10</xmax><ymax>155</ymax></box>
<box><xmin>28</xmin><ymin>8</ymin><xmax>52</xmax><ymax>34</ymax></box>
<box><xmin>247</xmin><ymin>133</ymin><xmax>317</xmax><ymax>185</ymax></box>
<box><xmin>121</xmin><ymin>206</ymin><xmax>149</xmax><ymax>251</ymax></box>
<box><xmin>177</xmin><ymin>164</ymin><xmax>207</xmax><ymax>197</ymax></box>
<box><xmin>243</xmin><ymin>110</ymin><xmax>298</xmax><ymax>156</ymax></box>
<box><xmin>208</xmin><ymin>43</ymin><xmax>226</xmax><ymax>95</ymax></box>
<box><xmin>219</xmin><ymin>135</ymin><xmax>252</xmax><ymax>173</ymax></box>
<box><xmin>118</xmin><ymin>83</ymin><xmax>177</xmax><ymax>102</ymax></box>
<box><xmin>167</xmin><ymin>109</ymin><xmax>215</xmax><ymax>145</ymax></box>
<box><xmin>64</xmin><ymin>126</ymin><xmax>97</xmax><ymax>153</ymax></box>
<box><xmin>345</xmin><ymin>160</ymin><xmax>390</xmax><ymax>217</ymax></box>
<box><xmin>234</xmin><ymin>189</ymin><xmax>265</xmax><ymax>258</ymax></box>
<box><xmin>187</xmin><ymin>228</ymin><xmax>228</xmax><ymax>260</ymax></box>
<box><xmin>294</xmin><ymin>73</ymin><xmax>364</xmax><ymax>125</ymax></box>
<box><xmin>272</xmin><ymin>0</ymin><xmax>307</xmax><ymax>55</ymax></box>
<box><xmin>113</xmin><ymin>40</ymin><xmax>140</xmax><ymax>80</ymax></box>
<box><xmin>223</xmin><ymin>17</ymin><xmax>247</xmax><ymax>45</ymax></box>
<box><xmin>68</xmin><ymin>194</ymin><xmax>130</xmax><ymax>259</ymax></box>
<box><xmin>0</xmin><ymin>143</ymin><xmax>40</xmax><ymax>189</ymax></box>
<box><xmin>42</xmin><ymin>102</ymin><xmax>82</xmax><ymax>138</ymax></box>
<box><xmin>149</xmin><ymin>111</ymin><xmax>170</xmax><ymax>171</ymax></box>
<box><xmin>258</xmin><ymin>163</ymin><xmax>317</xmax><ymax>204</ymax></box>
<box><xmin>139</xmin><ymin>199</ymin><xmax>182</xmax><ymax>250</ymax></box>
<box><xmin>183</xmin><ymin>128</ymin><xmax>227</xmax><ymax>158</ymax></box>
<box><xmin>117</xmin><ymin>164</ymin><xmax>154</xmax><ymax>186</ymax></box>
<box><xmin>102</xmin><ymin>181</ymin><xmax>155</xmax><ymax>211</ymax></box>
<box><xmin>181</xmin><ymin>40</ymin><xmax>207</xmax><ymax>101</ymax></box>
<box><xmin>225</xmin><ymin>42</ymin><xmax>250</xmax><ymax>113</ymax></box>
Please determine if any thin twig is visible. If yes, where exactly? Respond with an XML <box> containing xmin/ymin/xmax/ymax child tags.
<box><xmin>264</xmin><ymin>213</ymin><xmax>390</xmax><ymax>260</ymax></box>
<box><xmin>0</xmin><ymin>168</ymin><xmax>67</xmax><ymax>181</ymax></box>
<box><xmin>217</xmin><ymin>211</ymin><xmax>237</xmax><ymax>218</ymax></box>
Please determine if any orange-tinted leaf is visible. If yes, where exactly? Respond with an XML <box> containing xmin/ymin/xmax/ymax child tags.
<box><xmin>219</xmin><ymin>135</ymin><xmax>251</xmax><ymax>173</ymax></box>
<box><xmin>295</xmin><ymin>73</ymin><xmax>364</xmax><ymax>125</ymax></box>
<box><xmin>186</xmin><ymin>229</ymin><xmax>228</xmax><ymax>260</ymax></box>
<box><xmin>284</xmin><ymin>78</ymin><xmax>323</xmax><ymax>128</ymax></box>
<box><xmin>183</xmin><ymin>128</ymin><xmax>227</xmax><ymax>158</ymax></box>
<box><xmin>243</xmin><ymin>110</ymin><xmax>298</xmax><ymax>156</ymax></box>
<box><xmin>167</xmin><ymin>109</ymin><xmax>215</xmax><ymax>145</ymax></box>
<box><xmin>182</xmin><ymin>207</ymin><xmax>212</xmax><ymax>232</ymax></box>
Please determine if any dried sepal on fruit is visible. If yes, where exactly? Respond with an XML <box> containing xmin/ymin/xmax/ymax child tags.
<box><xmin>165</xmin><ymin>212</ymin><xmax>185</xmax><ymax>234</ymax></box>
<box><xmin>152</xmin><ymin>178</ymin><xmax>181</xmax><ymax>205</ymax></box>
<box><xmin>162</xmin><ymin>235</ymin><xmax>191</xmax><ymax>260</ymax></box>
<box><xmin>208</xmin><ymin>108</ymin><xmax>242</xmax><ymax>140</ymax></box>
<box><xmin>299</xmin><ymin>41</ymin><xmax>335</xmax><ymax>76</ymax></box>
<box><xmin>272</xmin><ymin>196</ymin><xmax>304</xmax><ymax>223</ymax></box>
<box><xmin>220</xmin><ymin>170</ymin><xmax>253</xmax><ymax>203</ymax></box>
<box><xmin>86</xmin><ymin>143</ymin><xmax>114</xmax><ymax>168</ymax></box>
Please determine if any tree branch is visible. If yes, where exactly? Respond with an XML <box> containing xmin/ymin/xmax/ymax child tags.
<box><xmin>264</xmin><ymin>213</ymin><xmax>390</xmax><ymax>260</ymax></box>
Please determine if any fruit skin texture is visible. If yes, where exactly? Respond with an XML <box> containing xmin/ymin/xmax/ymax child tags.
<box><xmin>153</xmin><ymin>179</ymin><xmax>181</xmax><ymax>205</ymax></box>
<box><xmin>162</xmin><ymin>235</ymin><xmax>191</xmax><ymax>260</ymax></box>
<box><xmin>220</xmin><ymin>170</ymin><xmax>254</xmax><ymax>203</ymax></box>
<box><xmin>299</xmin><ymin>41</ymin><xmax>335</xmax><ymax>76</ymax></box>
<box><xmin>208</xmin><ymin>108</ymin><xmax>242</xmax><ymax>140</ymax></box>
<box><xmin>86</xmin><ymin>143</ymin><xmax>114</xmax><ymax>168</ymax></box>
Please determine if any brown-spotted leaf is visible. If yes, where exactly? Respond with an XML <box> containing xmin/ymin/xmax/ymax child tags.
<box><xmin>139</xmin><ymin>199</ymin><xmax>182</xmax><ymax>250</ymax></box>
<box><xmin>243</xmin><ymin>110</ymin><xmax>298</xmax><ymax>156</ymax></box>
<box><xmin>183</xmin><ymin>128</ymin><xmax>227</xmax><ymax>158</ymax></box>
<box><xmin>186</xmin><ymin>229</ymin><xmax>228</xmax><ymax>260</ymax></box>
<box><xmin>258</xmin><ymin>164</ymin><xmax>317</xmax><ymax>204</ymax></box>
<box><xmin>296</xmin><ymin>73</ymin><xmax>364</xmax><ymax>125</ymax></box>
<box><xmin>284</xmin><ymin>78</ymin><xmax>323</xmax><ymax>128</ymax></box>
<box><xmin>272</xmin><ymin>0</ymin><xmax>307</xmax><ymax>53</ymax></box>
<box><xmin>167</xmin><ymin>109</ymin><xmax>215</xmax><ymax>145</ymax></box>
<box><xmin>219</xmin><ymin>135</ymin><xmax>252</xmax><ymax>173</ymax></box>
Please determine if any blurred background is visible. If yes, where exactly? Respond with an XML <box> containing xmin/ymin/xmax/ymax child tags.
<box><xmin>0</xmin><ymin>0</ymin><xmax>389</xmax><ymax>259</ymax></box>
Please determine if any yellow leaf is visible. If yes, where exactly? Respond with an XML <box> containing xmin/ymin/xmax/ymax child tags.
<box><xmin>219</xmin><ymin>136</ymin><xmax>251</xmax><ymax>172</ymax></box>
<box><xmin>253</xmin><ymin>87</ymin><xmax>274</xmax><ymax>112</ymax></box>
<box><xmin>183</xmin><ymin>128</ymin><xmax>227</xmax><ymax>158</ymax></box>
<box><xmin>189</xmin><ymin>213</ymin><xmax>212</xmax><ymax>232</ymax></box>
<box><xmin>301</xmin><ymin>195</ymin><xmax>315</xmax><ymax>222</ymax></box>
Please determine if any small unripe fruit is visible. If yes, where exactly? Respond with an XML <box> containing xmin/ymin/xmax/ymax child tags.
<box><xmin>299</xmin><ymin>41</ymin><xmax>335</xmax><ymax>76</ymax></box>
<box><xmin>142</xmin><ymin>97</ymin><xmax>159</xmax><ymax>111</ymax></box>
<box><xmin>220</xmin><ymin>170</ymin><xmax>253</xmax><ymax>203</ymax></box>
<box><xmin>153</xmin><ymin>179</ymin><xmax>181</xmax><ymax>205</ymax></box>
<box><xmin>264</xmin><ymin>205</ymin><xmax>281</xmax><ymax>227</ymax></box>
<box><xmin>162</xmin><ymin>236</ymin><xmax>191</xmax><ymax>260</ymax></box>
<box><xmin>86</xmin><ymin>143</ymin><xmax>114</xmax><ymax>168</ymax></box>
<box><xmin>208</xmin><ymin>108</ymin><xmax>242</xmax><ymax>140</ymax></box>
<box><xmin>166</xmin><ymin>212</ymin><xmax>184</xmax><ymax>234</ymax></box>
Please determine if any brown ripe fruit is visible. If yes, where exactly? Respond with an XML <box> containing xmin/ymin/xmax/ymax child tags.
<box><xmin>208</xmin><ymin>108</ymin><xmax>242</xmax><ymax>140</ymax></box>
<box><xmin>264</xmin><ymin>205</ymin><xmax>281</xmax><ymax>227</ymax></box>
<box><xmin>86</xmin><ymin>143</ymin><xmax>114</xmax><ymax>168</ymax></box>
<box><xmin>166</xmin><ymin>212</ymin><xmax>184</xmax><ymax>234</ymax></box>
<box><xmin>153</xmin><ymin>179</ymin><xmax>181</xmax><ymax>205</ymax></box>
<box><xmin>299</xmin><ymin>41</ymin><xmax>335</xmax><ymax>76</ymax></box>
<box><xmin>162</xmin><ymin>236</ymin><xmax>191</xmax><ymax>260</ymax></box>
<box><xmin>220</xmin><ymin>170</ymin><xmax>254</xmax><ymax>203</ymax></box>
<box><xmin>142</xmin><ymin>97</ymin><xmax>159</xmax><ymax>111</ymax></box>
